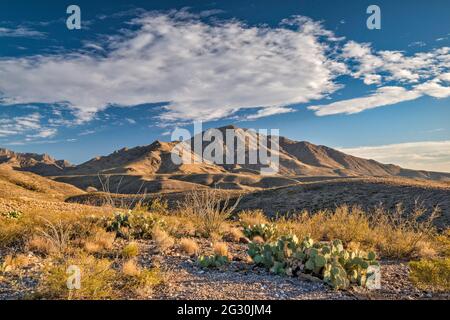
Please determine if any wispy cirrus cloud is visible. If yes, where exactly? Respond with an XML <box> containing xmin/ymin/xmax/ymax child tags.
<box><xmin>0</xmin><ymin>26</ymin><xmax>46</xmax><ymax>38</ymax></box>
<box><xmin>0</xmin><ymin>112</ymin><xmax>58</xmax><ymax>141</ymax></box>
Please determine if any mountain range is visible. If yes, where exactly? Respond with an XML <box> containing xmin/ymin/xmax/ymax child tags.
<box><xmin>1</xmin><ymin>126</ymin><xmax>450</xmax><ymax>192</ymax></box>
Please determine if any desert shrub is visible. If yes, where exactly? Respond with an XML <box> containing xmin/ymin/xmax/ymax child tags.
<box><xmin>435</xmin><ymin>229</ymin><xmax>450</xmax><ymax>257</ymax></box>
<box><xmin>147</xmin><ymin>197</ymin><xmax>169</xmax><ymax>214</ymax></box>
<box><xmin>322</xmin><ymin>206</ymin><xmax>372</xmax><ymax>243</ymax></box>
<box><xmin>164</xmin><ymin>216</ymin><xmax>197</xmax><ymax>238</ymax></box>
<box><xmin>179</xmin><ymin>238</ymin><xmax>199</xmax><ymax>256</ymax></box>
<box><xmin>152</xmin><ymin>227</ymin><xmax>174</xmax><ymax>252</ymax></box>
<box><xmin>83</xmin><ymin>228</ymin><xmax>116</xmax><ymax>254</ymax></box>
<box><xmin>27</xmin><ymin>235</ymin><xmax>56</xmax><ymax>255</ymax></box>
<box><xmin>121</xmin><ymin>242</ymin><xmax>139</xmax><ymax>259</ymax></box>
<box><xmin>36</xmin><ymin>219</ymin><xmax>73</xmax><ymax>256</ymax></box>
<box><xmin>129</xmin><ymin>212</ymin><xmax>166</xmax><ymax>239</ymax></box>
<box><xmin>369</xmin><ymin>204</ymin><xmax>439</xmax><ymax>258</ymax></box>
<box><xmin>275</xmin><ymin>210</ymin><xmax>328</xmax><ymax>241</ymax></box>
<box><xmin>120</xmin><ymin>259</ymin><xmax>163</xmax><ymax>296</ymax></box>
<box><xmin>272</xmin><ymin>204</ymin><xmax>439</xmax><ymax>259</ymax></box>
<box><xmin>239</xmin><ymin>209</ymin><xmax>268</xmax><ymax>228</ymax></box>
<box><xmin>0</xmin><ymin>217</ymin><xmax>30</xmax><ymax>247</ymax></box>
<box><xmin>122</xmin><ymin>259</ymin><xmax>141</xmax><ymax>276</ymax></box>
<box><xmin>36</xmin><ymin>253</ymin><xmax>117</xmax><ymax>300</ymax></box>
<box><xmin>409</xmin><ymin>258</ymin><xmax>450</xmax><ymax>292</ymax></box>
<box><xmin>179</xmin><ymin>189</ymin><xmax>240</xmax><ymax>237</ymax></box>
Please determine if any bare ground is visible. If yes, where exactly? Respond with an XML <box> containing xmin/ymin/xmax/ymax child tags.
<box><xmin>1</xmin><ymin>239</ymin><xmax>448</xmax><ymax>300</ymax></box>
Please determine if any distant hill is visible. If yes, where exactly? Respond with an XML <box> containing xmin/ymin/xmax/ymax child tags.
<box><xmin>0</xmin><ymin>148</ymin><xmax>73</xmax><ymax>176</ymax></box>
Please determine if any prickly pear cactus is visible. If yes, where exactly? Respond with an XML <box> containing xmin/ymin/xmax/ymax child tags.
<box><xmin>197</xmin><ymin>254</ymin><xmax>229</xmax><ymax>268</ymax></box>
<box><xmin>243</xmin><ymin>223</ymin><xmax>277</xmax><ymax>241</ymax></box>
<box><xmin>247</xmin><ymin>234</ymin><xmax>380</xmax><ymax>290</ymax></box>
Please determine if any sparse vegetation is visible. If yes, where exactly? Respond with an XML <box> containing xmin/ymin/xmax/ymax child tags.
<box><xmin>36</xmin><ymin>253</ymin><xmax>117</xmax><ymax>300</ymax></box>
<box><xmin>179</xmin><ymin>189</ymin><xmax>241</xmax><ymax>237</ymax></box>
<box><xmin>83</xmin><ymin>228</ymin><xmax>115</xmax><ymax>254</ymax></box>
<box><xmin>272</xmin><ymin>204</ymin><xmax>439</xmax><ymax>259</ymax></box>
<box><xmin>239</xmin><ymin>209</ymin><xmax>268</xmax><ymax>227</ymax></box>
<box><xmin>121</xmin><ymin>242</ymin><xmax>139</xmax><ymax>259</ymax></box>
<box><xmin>213</xmin><ymin>242</ymin><xmax>229</xmax><ymax>258</ymax></box>
<box><xmin>179</xmin><ymin>238</ymin><xmax>199</xmax><ymax>256</ymax></box>
<box><xmin>152</xmin><ymin>227</ymin><xmax>174</xmax><ymax>252</ymax></box>
<box><xmin>409</xmin><ymin>258</ymin><xmax>450</xmax><ymax>292</ymax></box>
<box><xmin>0</xmin><ymin>179</ymin><xmax>448</xmax><ymax>299</ymax></box>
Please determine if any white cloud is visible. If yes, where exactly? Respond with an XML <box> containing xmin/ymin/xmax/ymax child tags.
<box><xmin>0</xmin><ymin>112</ymin><xmax>58</xmax><ymax>141</ymax></box>
<box><xmin>308</xmin><ymin>86</ymin><xmax>421</xmax><ymax>116</ymax></box>
<box><xmin>0</xmin><ymin>113</ymin><xmax>41</xmax><ymax>137</ymax></box>
<box><xmin>246</xmin><ymin>106</ymin><xmax>295</xmax><ymax>120</ymax></box>
<box><xmin>125</xmin><ymin>118</ymin><xmax>137</xmax><ymax>124</ymax></box>
<box><xmin>0</xmin><ymin>26</ymin><xmax>45</xmax><ymax>38</ymax></box>
<box><xmin>0</xmin><ymin>12</ymin><xmax>345</xmax><ymax>123</ymax></box>
<box><xmin>343</xmin><ymin>41</ymin><xmax>450</xmax><ymax>85</ymax></box>
<box><xmin>339</xmin><ymin>140</ymin><xmax>450</xmax><ymax>173</ymax></box>
<box><xmin>34</xmin><ymin>128</ymin><xmax>57</xmax><ymax>138</ymax></box>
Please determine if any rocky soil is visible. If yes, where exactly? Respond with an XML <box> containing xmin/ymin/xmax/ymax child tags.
<box><xmin>1</xmin><ymin>240</ymin><xmax>448</xmax><ymax>300</ymax></box>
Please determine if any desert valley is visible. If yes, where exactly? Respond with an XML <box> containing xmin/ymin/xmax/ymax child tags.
<box><xmin>0</xmin><ymin>126</ymin><xmax>449</xmax><ymax>300</ymax></box>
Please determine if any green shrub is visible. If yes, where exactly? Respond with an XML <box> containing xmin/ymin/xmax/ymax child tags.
<box><xmin>409</xmin><ymin>258</ymin><xmax>450</xmax><ymax>292</ymax></box>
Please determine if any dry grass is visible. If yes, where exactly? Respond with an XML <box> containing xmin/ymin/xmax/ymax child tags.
<box><xmin>179</xmin><ymin>238</ymin><xmax>199</xmax><ymax>256</ymax></box>
<box><xmin>121</xmin><ymin>242</ymin><xmax>139</xmax><ymax>259</ymax></box>
<box><xmin>179</xmin><ymin>189</ymin><xmax>240</xmax><ymax>237</ymax></box>
<box><xmin>122</xmin><ymin>259</ymin><xmax>141</xmax><ymax>277</ymax></box>
<box><xmin>1</xmin><ymin>254</ymin><xmax>31</xmax><ymax>272</ymax></box>
<box><xmin>120</xmin><ymin>259</ymin><xmax>163</xmax><ymax>296</ymax></box>
<box><xmin>272</xmin><ymin>204</ymin><xmax>439</xmax><ymax>259</ymax></box>
<box><xmin>213</xmin><ymin>242</ymin><xmax>229</xmax><ymax>257</ymax></box>
<box><xmin>163</xmin><ymin>215</ymin><xmax>197</xmax><ymax>237</ymax></box>
<box><xmin>239</xmin><ymin>209</ymin><xmax>268</xmax><ymax>228</ymax></box>
<box><xmin>223</xmin><ymin>227</ymin><xmax>244</xmax><ymax>242</ymax></box>
<box><xmin>36</xmin><ymin>253</ymin><xmax>117</xmax><ymax>300</ymax></box>
<box><xmin>84</xmin><ymin>228</ymin><xmax>115</xmax><ymax>254</ymax></box>
<box><xmin>27</xmin><ymin>235</ymin><xmax>56</xmax><ymax>255</ymax></box>
<box><xmin>152</xmin><ymin>227</ymin><xmax>174</xmax><ymax>252</ymax></box>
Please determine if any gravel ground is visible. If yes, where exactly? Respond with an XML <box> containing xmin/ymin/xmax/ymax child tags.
<box><xmin>1</xmin><ymin>240</ymin><xmax>448</xmax><ymax>300</ymax></box>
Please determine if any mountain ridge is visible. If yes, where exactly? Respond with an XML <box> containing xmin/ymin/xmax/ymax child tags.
<box><xmin>1</xmin><ymin>126</ymin><xmax>449</xmax><ymax>181</ymax></box>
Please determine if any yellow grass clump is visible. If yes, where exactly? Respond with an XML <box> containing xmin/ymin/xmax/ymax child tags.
<box><xmin>213</xmin><ymin>242</ymin><xmax>229</xmax><ymax>257</ymax></box>
<box><xmin>152</xmin><ymin>227</ymin><xmax>174</xmax><ymax>252</ymax></box>
<box><xmin>179</xmin><ymin>238</ymin><xmax>200</xmax><ymax>256</ymax></box>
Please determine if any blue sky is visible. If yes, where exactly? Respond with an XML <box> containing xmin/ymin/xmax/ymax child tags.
<box><xmin>0</xmin><ymin>0</ymin><xmax>449</xmax><ymax>172</ymax></box>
